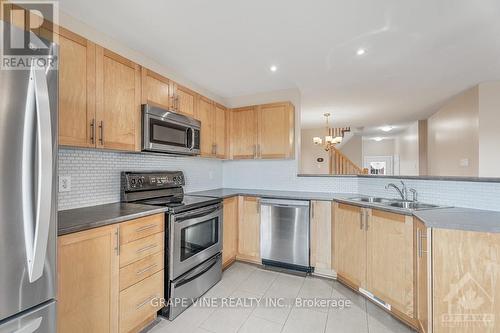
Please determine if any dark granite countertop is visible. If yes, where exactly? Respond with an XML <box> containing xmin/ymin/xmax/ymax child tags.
<box><xmin>189</xmin><ymin>188</ymin><xmax>500</xmax><ymax>233</ymax></box>
<box><xmin>187</xmin><ymin>188</ymin><xmax>341</xmax><ymax>201</ymax></box>
<box><xmin>414</xmin><ymin>208</ymin><xmax>500</xmax><ymax>233</ymax></box>
<box><xmin>58</xmin><ymin>203</ymin><xmax>167</xmax><ymax>236</ymax></box>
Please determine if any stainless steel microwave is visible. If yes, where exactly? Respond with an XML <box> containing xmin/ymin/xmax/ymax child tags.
<box><xmin>142</xmin><ymin>104</ymin><xmax>201</xmax><ymax>155</ymax></box>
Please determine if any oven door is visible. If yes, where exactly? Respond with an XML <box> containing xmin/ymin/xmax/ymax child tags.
<box><xmin>142</xmin><ymin>108</ymin><xmax>200</xmax><ymax>155</ymax></box>
<box><xmin>169</xmin><ymin>204</ymin><xmax>223</xmax><ymax>279</ymax></box>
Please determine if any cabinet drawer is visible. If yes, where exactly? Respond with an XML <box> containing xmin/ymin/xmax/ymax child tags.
<box><xmin>120</xmin><ymin>252</ymin><xmax>164</xmax><ymax>291</ymax></box>
<box><xmin>120</xmin><ymin>232</ymin><xmax>164</xmax><ymax>268</ymax></box>
<box><xmin>120</xmin><ymin>214</ymin><xmax>164</xmax><ymax>245</ymax></box>
<box><xmin>119</xmin><ymin>270</ymin><xmax>164</xmax><ymax>333</ymax></box>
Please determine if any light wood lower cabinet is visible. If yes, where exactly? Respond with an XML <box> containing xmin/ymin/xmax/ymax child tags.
<box><xmin>432</xmin><ymin>228</ymin><xmax>500</xmax><ymax>333</ymax></box>
<box><xmin>366</xmin><ymin>209</ymin><xmax>415</xmax><ymax>323</ymax></box>
<box><xmin>58</xmin><ymin>213</ymin><xmax>165</xmax><ymax>333</ymax></box>
<box><xmin>334</xmin><ymin>203</ymin><xmax>367</xmax><ymax>289</ymax></box>
<box><xmin>119</xmin><ymin>270</ymin><xmax>164</xmax><ymax>333</ymax></box>
<box><xmin>58</xmin><ymin>225</ymin><xmax>119</xmax><ymax>333</ymax></box>
<box><xmin>222</xmin><ymin>196</ymin><xmax>238</xmax><ymax>268</ymax></box>
<box><xmin>310</xmin><ymin>200</ymin><xmax>334</xmax><ymax>277</ymax></box>
<box><xmin>237</xmin><ymin>196</ymin><xmax>261</xmax><ymax>263</ymax></box>
<box><xmin>334</xmin><ymin>203</ymin><xmax>417</xmax><ymax>329</ymax></box>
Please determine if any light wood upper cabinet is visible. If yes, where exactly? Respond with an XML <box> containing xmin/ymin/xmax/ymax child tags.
<box><xmin>96</xmin><ymin>46</ymin><xmax>141</xmax><ymax>151</ymax></box>
<box><xmin>334</xmin><ymin>203</ymin><xmax>366</xmax><ymax>289</ymax></box>
<box><xmin>257</xmin><ymin>102</ymin><xmax>295</xmax><ymax>159</ymax></box>
<box><xmin>366</xmin><ymin>210</ymin><xmax>415</xmax><ymax>320</ymax></box>
<box><xmin>229</xmin><ymin>102</ymin><xmax>295</xmax><ymax>160</ymax></box>
<box><xmin>310</xmin><ymin>201</ymin><xmax>334</xmax><ymax>277</ymax></box>
<box><xmin>214</xmin><ymin>103</ymin><xmax>228</xmax><ymax>158</ymax></box>
<box><xmin>172</xmin><ymin>83</ymin><xmax>197</xmax><ymax>117</ymax></box>
<box><xmin>58</xmin><ymin>225</ymin><xmax>119</xmax><ymax>333</ymax></box>
<box><xmin>432</xmin><ymin>229</ymin><xmax>500</xmax><ymax>333</ymax></box>
<box><xmin>141</xmin><ymin>67</ymin><xmax>170</xmax><ymax>110</ymax></box>
<box><xmin>229</xmin><ymin>107</ymin><xmax>258</xmax><ymax>159</ymax></box>
<box><xmin>415</xmin><ymin>218</ymin><xmax>429</xmax><ymax>333</ymax></box>
<box><xmin>196</xmin><ymin>96</ymin><xmax>216</xmax><ymax>157</ymax></box>
<box><xmin>237</xmin><ymin>196</ymin><xmax>261</xmax><ymax>263</ymax></box>
<box><xmin>222</xmin><ymin>197</ymin><xmax>238</xmax><ymax>268</ymax></box>
<box><xmin>58</xmin><ymin>29</ymin><xmax>96</xmax><ymax>148</ymax></box>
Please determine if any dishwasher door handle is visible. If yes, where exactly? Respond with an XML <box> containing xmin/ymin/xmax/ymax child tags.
<box><xmin>260</xmin><ymin>199</ymin><xmax>310</xmax><ymax>207</ymax></box>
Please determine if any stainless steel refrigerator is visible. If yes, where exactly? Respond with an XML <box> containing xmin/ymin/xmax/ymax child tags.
<box><xmin>0</xmin><ymin>24</ymin><xmax>57</xmax><ymax>332</ymax></box>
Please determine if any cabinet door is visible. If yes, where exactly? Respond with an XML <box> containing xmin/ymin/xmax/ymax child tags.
<box><xmin>58</xmin><ymin>28</ymin><xmax>96</xmax><ymax>147</ymax></box>
<box><xmin>58</xmin><ymin>225</ymin><xmax>119</xmax><ymax>333</ymax></box>
<box><xmin>141</xmin><ymin>68</ymin><xmax>170</xmax><ymax>110</ymax></box>
<box><xmin>96</xmin><ymin>47</ymin><xmax>141</xmax><ymax>151</ymax></box>
<box><xmin>214</xmin><ymin>104</ymin><xmax>228</xmax><ymax>159</ymax></box>
<box><xmin>176</xmin><ymin>84</ymin><xmax>197</xmax><ymax>117</ymax></box>
<box><xmin>258</xmin><ymin>102</ymin><xmax>294</xmax><ymax>159</ymax></box>
<box><xmin>237</xmin><ymin>196</ymin><xmax>261</xmax><ymax>263</ymax></box>
<box><xmin>415</xmin><ymin>218</ymin><xmax>429</xmax><ymax>333</ymax></box>
<box><xmin>432</xmin><ymin>229</ymin><xmax>500</xmax><ymax>333</ymax></box>
<box><xmin>222</xmin><ymin>197</ymin><xmax>238</xmax><ymax>268</ymax></box>
<box><xmin>366</xmin><ymin>210</ymin><xmax>414</xmax><ymax>319</ymax></box>
<box><xmin>197</xmin><ymin>96</ymin><xmax>216</xmax><ymax>157</ymax></box>
<box><xmin>229</xmin><ymin>107</ymin><xmax>258</xmax><ymax>159</ymax></box>
<box><xmin>310</xmin><ymin>201</ymin><xmax>334</xmax><ymax>276</ymax></box>
<box><xmin>334</xmin><ymin>203</ymin><xmax>366</xmax><ymax>289</ymax></box>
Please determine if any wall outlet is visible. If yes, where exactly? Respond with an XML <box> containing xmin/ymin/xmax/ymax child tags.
<box><xmin>59</xmin><ymin>175</ymin><xmax>71</xmax><ymax>192</ymax></box>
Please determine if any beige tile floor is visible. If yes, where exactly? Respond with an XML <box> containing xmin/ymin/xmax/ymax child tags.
<box><xmin>148</xmin><ymin>262</ymin><xmax>416</xmax><ymax>333</ymax></box>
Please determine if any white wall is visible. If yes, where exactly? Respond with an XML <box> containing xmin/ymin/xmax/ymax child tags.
<box><xmin>300</xmin><ymin>128</ymin><xmax>330</xmax><ymax>174</ymax></box>
<box><xmin>478</xmin><ymin>82</ymin><xmax>500</xmax><ymax>177</ymax></box>
<box><xmin>363</xmin><ymin>139</ymin><xmax>395</xmax><ymax>156</ymax></box>
<box><xmin>394</xmin><ymin>122</ymin><xmax>419</xmax><ymax>176</ymax></box>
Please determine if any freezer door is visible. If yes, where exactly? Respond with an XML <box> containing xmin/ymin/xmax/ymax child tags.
<box><xmin>0</xmin><ymin>301</ymin><xmax>56</xmax><ymax>333</ymax></box>
<box><xmin>0</xmin><ymin>24</ymin><xmax>58</xmax><ymax>321</ymax></box>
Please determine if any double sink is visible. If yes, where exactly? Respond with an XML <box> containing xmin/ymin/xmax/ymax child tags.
<box><xmin>348</xmin><ymin>196</ymin><xmax>445</xmax><ymax>211</ymax></box>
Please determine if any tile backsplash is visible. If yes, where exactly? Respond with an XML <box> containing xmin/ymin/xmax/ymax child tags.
<box><xmin>58</xmin><ymin>148</ymin><xmax>223</xmax><ymax>210</ymax></box>
<box><xmin>59</xmin><ymin>149</ymin><xmax>500</xmax><ymax>212</ymax></box>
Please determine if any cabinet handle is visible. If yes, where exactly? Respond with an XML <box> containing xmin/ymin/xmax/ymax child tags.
<box><xmin>417</xmin><ymin>229</ymin><xmax>422</xmax><ymax>258</ymax></box>
<box><xmin>136</xmin><ymin>243</ymin><xmax>158</xmax><ymax>254</ymax></box>
<box><xmin>212</xmin><ymin>144</ymin><xmax>217</xmax><ymax>156</ymax></box>
<box><xmin>136</xmin><ymin>263</ymin><xmax>158</xmax><ymax>276</ymax></box>
<box><xmin>253</xmin><ymin>145</ymin><xmax>257</xmax><ymax>158</ymax></box>
<box><xmin>90</xmin><ymin>119</ymin><xmax>95</xmax><ymax>144</ymax></box>
<box><xmin>176</xmin><ymin>96</ymin><xmax>180</xmax><ymax>110</ymax></box>
<box><xmin>359</xmin><ymin>209</ymin><xmax>364</xmax><ymax>230</ymax></box>
<box><xmin>135</xmin><ymin>224</ymin><xmax>157</xmax><ymax>233</ymax></box>
<box><xmin>98</xmin><ymin>121</ymin><xmax>104</xmax><ymax>145</ymax></box>
<box><xmin>258</xmin><ymin>144</ymin><xmax>261</xmax><ymax>158</ymax></box>
<box><xmin>136</xmin><ymin>294</ymin><xmax>160</xmax><ymax>310</ymax></box>
<box><xmin>311</xmin><ymin>202</ymin><xmax>315</xmax><ymax>219</ymax></box>
<box><xmin>365</xmin><ymin>210</ymin><xmax>369</xmax><ymax>231</ymax></box>
<box><xmin>115</xmin><ymin>226</ymin><xmax>120</xmax><ymax>255</ymax></box>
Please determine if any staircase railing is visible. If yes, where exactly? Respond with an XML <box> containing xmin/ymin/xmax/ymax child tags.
<box><xmin>329</xmin><ymin>146</ymin><xmax>368</xmax><ymax>175</ymax></box>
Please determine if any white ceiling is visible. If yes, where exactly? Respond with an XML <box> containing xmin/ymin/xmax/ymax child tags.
<box><xmin>58</xmin><ymin>0</ymin><xmax>500</xmax><ymax>128</ymax></box>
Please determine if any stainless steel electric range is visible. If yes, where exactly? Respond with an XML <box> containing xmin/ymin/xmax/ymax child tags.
<box><xmin>121</xmin><ymin>171</ymin><xmax>223</xmax><ymax>320</ymax></box>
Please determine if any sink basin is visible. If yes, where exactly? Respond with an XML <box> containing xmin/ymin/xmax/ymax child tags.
<box><xmin>349</xmin><ymin>197</ymin><xmax>393</xmax><ymax>203</ymax></box>
<box><xmin>388</xmin><ymin>201</ymin><xmax>440</xmax><ymax>210</ymax></box>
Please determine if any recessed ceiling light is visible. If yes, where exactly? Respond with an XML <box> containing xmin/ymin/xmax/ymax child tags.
<box><xmin>356</xmin><ymin>48</ymin><xmax>366</xmax><ymax>56</ymax></box>
<box><xmin>270</xmin><ymin>65</ymin><xmax>278</xmax><ymax>72</ymax></box>
<box><xmin>381</xmin><ymin>126</ymin><xmax>393</xmax><ymax>132</ymax></box>
<box><xmin>373</xmin><ymin>137</ymin><xmax>383</xmax><ymax>142</ymax></box>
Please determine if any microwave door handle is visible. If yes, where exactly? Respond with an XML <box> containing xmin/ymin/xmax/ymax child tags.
<box><xmin>190</xmin><ymin>127</ymin><xmax>196</xmax><ymax>150</ymax></box>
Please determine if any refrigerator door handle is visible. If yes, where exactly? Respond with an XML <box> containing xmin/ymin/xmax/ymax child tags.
<box><xmin>22</xmin><ymin>67</ymin><xmax>53</xmax><ymax>283</ymax></box>
<box><xmin>12</xmin><ymin>317</ymin><xmax>43</xmax><ymax>333</ymax></box>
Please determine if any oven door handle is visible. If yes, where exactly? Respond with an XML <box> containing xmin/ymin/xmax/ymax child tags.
<box><xmin>173</xmin><ymin>254</ymin><xmax>221</xmax><ymax>288</ymax></box>
<box><xmin>173</xmin><ymin>204</ymin><xmax>222</xmax><ymax>223</ymax></box>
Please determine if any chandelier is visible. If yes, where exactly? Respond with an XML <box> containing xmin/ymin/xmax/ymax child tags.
<box><xmin>313</xmin><ymin>113</ymin><xmax>343</xmax><ymax>151</ymax></box>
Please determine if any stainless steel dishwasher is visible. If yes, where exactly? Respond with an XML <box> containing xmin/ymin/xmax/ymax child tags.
<box><xmin>260</xmin><ymin>198</ymin><xmax>311</xmax><ymax>272</ymax></box>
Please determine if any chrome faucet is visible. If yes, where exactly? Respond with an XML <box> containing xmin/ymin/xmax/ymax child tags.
<box><xmin>385</xmin><ymin>181</ymin><xmax>408</xmax><ymax>201</ymax></box>
<box><xmin>409</xmin><ymin>188</ymin><xmax>418</xmax><ymax>202</ymax></box>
